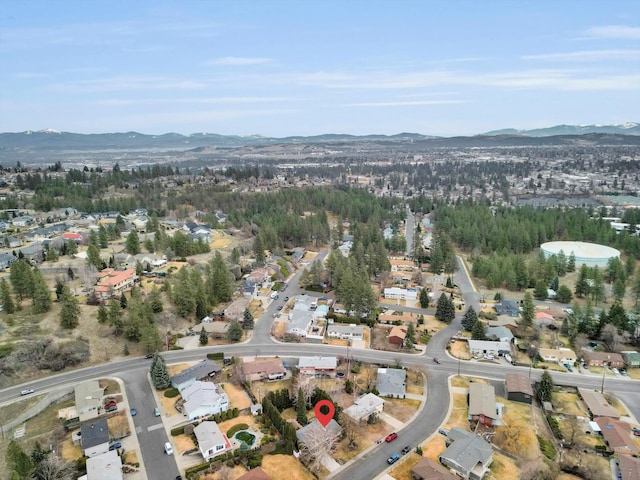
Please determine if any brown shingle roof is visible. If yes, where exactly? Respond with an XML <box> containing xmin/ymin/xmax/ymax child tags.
<box><xmin>237</xmin><ymin>467</ymin><xmax>272</xmax><ymax>480</ymax></box>
<box><xmin>505</xmin><ymin>374</ymin><xmax>534</xmax><ymax>396</ymax></box>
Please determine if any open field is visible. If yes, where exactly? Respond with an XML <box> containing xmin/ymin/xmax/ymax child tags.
<box><xmin>405</xmin><ymin>369</ymin><xmax>424</xmax><ymax>395</ymax></box>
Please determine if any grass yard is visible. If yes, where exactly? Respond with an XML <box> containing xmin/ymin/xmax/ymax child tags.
<box><xmin>158</xmin><ymin>390</ymin><xmax>180</xmax><ymax>416</ymax></box>
<box><xmin>334</xmin><ymin>419</ymin><xmax>387</xmax><ymax>463</ymax></box>
<box><xmin>252</xmin><ymin>378</ymin><xmax>292</xmax><ymax>401</ymax></box>
<box><xmin>450</xmin><ymin>376</ymin><xmax>470</xmax><ymax>388</ymax></box>
<box><xmin>552</xmin><ymin>392</ymin><xmax>585</xmax><ymax>417</ymax></box>
<box><xmin>122</xmin><ymin>450</ymin><xmax>139</xmax><ymax>466</ymax></box>
<box><xmin>174</xmin><ymin>433</ymin><xmax>196</xmax><ymax>454</ymax></box>
<box><xmin>384</xmin><ymin>398</ymin><xmax>421</xmax><ymax>422</ymax></box>
<box><xmin>489</xmin><ymin>452</ymin><xmax>520</xmax><ymax>480</ymax></box>
<box><xmin>390</xmin><ymin>452</ymin><xmax>422</xmax><ymax>480</ymax></box>
<box><xmin>221</xmin><ymin>382</ymin><xmax>252</xmax><ymax>410</ymax></box>
<box><xmin>406</xmin><ymin>369</ymin><xmax>424</xmax><ymax>395</ymax></box>
<box><xmin>261</xmin><ymin>454</ymin><xmax>315</xmax><ymax>480</ymax></box>
<box><xmin>449</xmin><ymin>340</ymin><xmax>471</xmax><ymax>360</ymax></box>
<box><xmin>444</xmin><ymin>394</ymin><xmax>469</xmax><ymax>431</ymax></box>
<box><xmin>101</xmin><ymin>378</ymin><xmax>121</xmax><ymax>395</ymax></box>
<box><xmin>201</xmin><ymin>465</ymin><xmax>249</xmax><ymax>480</ymax></box>
<box><xmin>59</xmin><ymin>439</ymin><xmax>81</xmax><ymax>461</ymax></box>
<box><xmin>421</xmin><ymin>435</ymin><xmax>446</xmax><ymax>461</ymax></box>
<box><xmin>327</xmin><ymin>338</ymin><xmax>350</xmax><ymax>347</ymax></box>
<box><xmin>625</xmin><ymin>368</ymin><xmax>640</xmax><ymax>380</ymax></box>
<box><xmin>535</xmin><ymin>362</ymin><xmax>567</xmax><ymax>372</ymax></box>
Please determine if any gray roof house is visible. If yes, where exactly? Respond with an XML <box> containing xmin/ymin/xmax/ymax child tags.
<box><xmin>170</xmin><ymin>360</ymin><xmax>222</xmax><ymax>392</ymax></box>
<box><xmin>484</xmin><ymin>326</ymin><xmax>514</xmax><ymax>343</ymax></box>
<box><xmin>84</xmin><ymin>450</ymin><xmax>123</xmax><ymax>480</ymax></box>
<box><xmin>376</xmin><ymin>368</ymin><xmax>406</xmax><ymax>398</ymax></box>
<box><xmin>326</xmin><ymin>324</ymin><xmax>364</xmax><ymax>340</ymax></box>
<box><xmin>439</xmin><ymin>427</ymin><xmax>493</xmax><ymax>480</ymax></box>
<box><xmin>0</xmin><ymin>252</ymin><xmax>17</xmax><ymax>270</ymax></box>
<box><xmin>75</xmin><ymin>380</ymin><xmax>106</xmax><ymax>422</ymax></box>
<box><xmin>296</xmin><ymin>418</ymin><xmax>342</xmax><ymax>447</ymax></box>
<box><xmin>343</xmin><ymin>393</ymin><xmax>384</xmax><ymax>422</ymax></box>
<box><xmin>286</xmin><ymin>310</ymin><xmax>313</xmax><ymax>337</ymax></box>
<box><xmin>194</xmin><ymin>421</ymin><xmax>232</xmax><ymax>461</ymax></box>
<box><xmin>80</xmin><ymin>418</ymin><xmax>110</xmax><ymax>458</ymax></box>
<box><xmin>494</xmin><ymin>300</ymin><xmax>520</xmax><ymax>317</ymax></box>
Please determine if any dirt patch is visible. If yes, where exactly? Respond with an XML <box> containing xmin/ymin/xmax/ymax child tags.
<box><xmin>535</xmin><ymin>362</ymin><xmax>567</xmax><ymax>372</ymax></box>
<box><xmin>261</xmin><ymin>454</ymin><xmax>315</xmax><ymax>480</ymax></box>
<box><xmin>444</xmin><ymin>394</ymin><xmax>469</xmax><ymax>431</ymax></box>
<box><xmin>221</xmin><ymin>382</ymin><xmax>252</xmax><ymax>410</ymax></box>
<box><xmin>421</xmin><ymin>435</ymin><xmax>446</xmax><ymax>461</ymax></box>
<box><xmin>389</xmin><ymin>452</ymin><xmax>422</xmax><ymax>479</ymax></box>
<box><xmin>449</xmin><ymin>340</ymin><xmax>471</xmax><ymax>360</ymax></box>
<box><xmin>327</xmin><ymin>338</ymin><xmax>350</xmax><ymax>347</ymax></box>
<box><xmin>174</xmin><ymin>433</ymin><xmax>196</xmax><ymax>454</ymax></box>
<box><xmin>209</xmin><ymin>231</ymin><xmax>235</xmax><ymax>250</ymax></box>
<box><xmin>271</xmin><ymin>320</ymin><xmax>286</xmax><ymax>337</ymax></box>
<box><xmin>108</xmin><ymin>412</ymin><xmax>131</xmax><ymax>438</ymax></box>
<box><xmin>489</xmin><ymin>452</ymin><xmax>519</xmax><ymax>480</ymax></box>
<box><xmin>59</xmin><ymin>439</ymin><xmax>82</xmax><ymax>461</ymax></box>
<box><xmin>383</xmin><ymin>398</ymin><xmax>421</xmax><ymax>422</ymax></box>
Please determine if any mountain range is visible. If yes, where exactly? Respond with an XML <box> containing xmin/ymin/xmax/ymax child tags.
<box><xmin>483</xmin><ymin>123</ymin><xmax>640</xmax><ymax>137</ymax></box>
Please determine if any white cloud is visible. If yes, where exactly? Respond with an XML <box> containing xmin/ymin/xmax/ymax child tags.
<box><xmin>206</xmin><ymin>56</ymin><xmax>272</xmax><ymax>66</ymax></box>
<box><xmin>585</xmin><ymin>25</ymin><xmax>640</xmax><ymax>40</ymax></box>
<box><xmin>523</xmin><ymin>50</ymin><xmax>640</xmax><ymax>62</ymax></box>
<box><xmin>47</xmin><ymin>76</ymin><xmax>206</xmax><ymax>93</ymax></box>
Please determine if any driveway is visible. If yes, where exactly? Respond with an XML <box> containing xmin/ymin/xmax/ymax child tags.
<box><xmin>378</xmin><ymin>411</ymin><xmax>403</xmax><ymax>430</ymax></box>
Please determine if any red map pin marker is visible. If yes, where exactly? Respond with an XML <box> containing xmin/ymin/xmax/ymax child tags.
<box><xmin>314</xmin><ymin>399</ymin><xmax>335</xmax><ymax>428</ymax></box>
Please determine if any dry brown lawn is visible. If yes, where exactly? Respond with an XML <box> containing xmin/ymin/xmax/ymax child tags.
<box><xmin>406</xmin><ymin>369</ymin><xmax>424</xmax><ymax>395</ymax></box>
<box><xmin>261</xmin><ymin>454</ymin><xmax>315</xmax><ymax>480</ymax></box>
<box><xmin>450</xmin><ymin>376</ymin><xmax>470</xmax><ymax>388</ymax></box>
<box><xmin>59</xmin><ymin>439</ymin><xmax>82</xmax><ymax>461</ymax></box>
<box><xmin>200</xmin><ymin>465</ymin><xmax>248</xmax><ymax>480</ymax></box>
<box><xmin>108</xmin><ymin>412</ymin><xmax>130</xmax><ymax>438</ymax></box>
<box><xmin>536</xmin><ymin>362</ymin><xmax>567</xmax><ymax>372</ymax></box>
<box><xmin>420</xmin><ymin>436</ymin><xmax>446</xmax><ymax>462</ymax></box>
<box><xmin>489</xmin><ymin>452</ymin><xmax>519</xmax><ymax>480</ymax></box>
<box><xmin>174</xmin><ymin>434</ymin><xmax>196</xmax><ymax>453</ymax></box>
<box><xmin>221</xmin><ymin>382</ymin><xmax>252</xmax><ymax>410</ymax></box>
<box><xmin>334</xmin><ymin>419</ymin><xmax>388</xmax><ymax>463</ymax></box>
<box><xmin>252</xmin><ymin>378</ymin><xmax>292</xmax><ymax>400</ymax></box>
<box><xmin>389</xmin><ymin>452</ymin><xmax>422</xmax><ymax>480</ymax></box>
<box><xmin>158</xmin><ymin>391</ymin><xmax>180</xmax><ymax>416</ymax></box>
<box><xmin>271</xmin><ymin>320</ymin><xmax>286</xmax><ymax>337</ymax></box>
<box><xmin>384</xmin><ymin>398</ymin><xmax>421</xmax><ymax>422</ymax></box>
<box><xmin>122</xmin><ymin>450</ymin><xmax>138</xmax><ymax>466</ymax></box>
<box><xmin>167</xmin><ymin>362</ymin><xmax>194</xmax><ymax>376</ymax></box>
<box><xmin>444</xmin><ymin>394</ymin><xmax>469</xmax><ymax>431</ymax></box>
<box><xmin>558</xmin><ymin>475</ymin><xmax>583</xmax><ymax>480</ymax></box>
<box><xmin>327</xmin><ymin>338</ymin><xmax>350</xmax><ymax>347</ymax></box>
<box><xmin>552</xmin><ymin>392</ymin><xmax>585</xmax><ymax>416</ymax></box>
<box><xmin>449</xmin><ymin>340</ymin><xmax>471</xmax><ymax>360</ymax></box>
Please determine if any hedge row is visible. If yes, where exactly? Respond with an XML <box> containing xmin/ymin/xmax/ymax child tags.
<box><xmin>226</xmin><ymin>423</ymin><xmax>249</xmax><ymax>437</ymax></box>
<box><xmin>164</xmin><ymin>387</ymin><xmax>180</xmax><ymax>398</ymax></box>
<box><xmin>537</xmin><ymin>435</ymin><xmax>556</xmax><ymax>460</ymax></box>
<box><xmin>184</xmin><ymin>461</ymin><xmax>210</xmax><ymax>476</ymax></box>
<box><xmin>207</xmin><ymin>352</ymin><xmax>224</xmax><ymax>360</ymax></box>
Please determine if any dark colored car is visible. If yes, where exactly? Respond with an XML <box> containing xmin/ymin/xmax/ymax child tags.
<box><xmin>108</xmin><ymin>442</ymin><xmax>121</xmax><ymax>451</ymax></box>
<box><xmin>145</xmin><ymin>353</ymin><xmax>154</xmax><ymax>359</ymax></box>
<box><xmin>130</xmin><ymin>408</ymin><xmax>137</xmax><ymax>416</ymax></box>
<box><xmin>401</xmin><ymin>445</ymin><xmax>411</xmax><ymax>455</ymax></box>
<box><xmin>433</xmin><ymin>357</ymin><xmax>441</xmax><ymax>364</ymax></box>
<box><xmin>277</xmin><ymin>305</ymin><xmax>283</xmax><ymax>310</ymax></box>
<box><xmin>385</xmin><ymin>432</ymin><xmax>398</xmax><ymax>442</ymax></box>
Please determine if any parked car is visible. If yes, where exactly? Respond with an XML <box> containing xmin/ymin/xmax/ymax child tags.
<box><xmin>385</xmin><ymin>433</ymin><xmax>398</xmax><ymax>442</ymax></box>
<box><xmin>20</xmin><ymin>389</ymin><xmax>35</xmax><ymax>396</ymax></box>
<box><xmin>563</xmin><ymin>364</ymin><xmax>573</xmax><ymax>372</ymax></box>
<box><xmin>401</xmin><ymin>445</ymin><xmax>411</xmax><ymax>455</ymax></box>
<box><xmin>277</xmin><ymin>305</ymin><xmax>283</xmax><ymax>310</ymax></box>
<box><xmin>612</xmin><ymin>367</ymin><xmax>620</xmax><ymax>375</ymax></box>
<box><xmin>108</xmin><ymin>442</ymin><xmax>121</xmax><ymax>451</ymax></box>
<box><xmin>104</xmin><ymin>400</ymin><xmax>117</xmax><ymax>409</ymax></box>
<box><xmin>145</xmin><ymin>353</ymin><xmax>154</xmax><ymax>359</ymax></box>
<box><xmin>319</xmin><ymin>295</ymin><xmax>327</xmax><ymax>300</ymax></box>
<box><xmin>164</xmin><ymin>442</ymin><xmax>173</xmax><ymax>455</ymax></box>
<box><xmin>433</xmin><ymin>357</ymin><xmax>441</xmax><ymax>364</ymax></box>
<box><xmin>284</xmin><ymin>296</ymin><xmax>289</xmax><ymax>301</ymax></box>
<box><xmin>620</xmin><ymin>369</ymin><xmax>628</xmax><ymax>376</ymax></box>
<box><xmin>387</xmin><ymin>454</ymin><xmax>400</xmax><ymax>464</ymax></box>
<box><xmin>154</xmin><ymin>407</ymin><xmax>161</xmax><ymax>417</ymax></box>
<box><xmin>130</xmin><ymin>408</ymin><xmax>137</xmax><ymax>416</ymax></box>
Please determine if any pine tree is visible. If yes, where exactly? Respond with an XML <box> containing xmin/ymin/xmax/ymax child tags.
<box><xmin>199</xmin><ymin>326</ymin><xmax>208</xmax><ymax>346</ymax></box>
<box><xmin>435</xmin><ymin>293</ymin><xmax>455</xmax><ymax>324</ymax></box>
<box><xmin>243</xmin><ymin>308</ymin><xmax>254</xmax><ymax>330</ymax></box>
<box><xmin>471</xmin><ymin>320</ymin><xmax>486</xmax><ymax>340</ymax></box>
<box><xmin>574</xmin><ymin>264</ymin><xmax>589</xmax><ymax>297</ymax></box>
<box><xmin>97</xmin><ymin>303</ymin><xmax>108</xmax><ymax>323</ymax></box>
<box><xmin>31</xmin><ymin>269</ymin><xmax>52</xmax><ymax>314</ymax></box>
<box><xmin>405</xmin><ymin>323</ymin><xmax>416</xmax><ymax>349</ymax></box>
<box><xmin>150</xmin><ymin>354</ymin><xmax>171</xmax><ymax>389</ymax></box>
<box><xmin>6</xmin><ymin>439</ymin><xmax>33</xmax><ymax>478</ymax></box>
<box><xmin>86</xmin><ymin>244</ymin><xmax>102</xmax><ymax>270</ymax></box>
<box><xmin>537</xmin><ymin>371</ymin><xmax>554</xmax><ymax>402</ymax></box>
<box><xmin>120</xmin><ymin>292</ymin><xmax>128</xmax><ymax>309</ymax></box>
<box><xmin>254</xmin><ymin>235</ymin><xmax>266</xmax><ymax>266</ymax></box>
<box><xmin>108</xmin><ymin>299</ymin><xmax>124</xmax><ymax>336</ymax></box>
<box><xmin>461</xmin><ymin>306</ymin><xmax>478</xmax><ymax>331</ymax></box>
<box><xmin>98</xmin><ymin>225</ymin><xmax>109</xmax><ymax>249</ymax></box>
<box><xmin>296</xmin><ymin>388</ymin><xmax>308</xmax><ymax>426</ymax></box>
<box><xmin>125</xmin><ymin>229</ymin><xmax>141</xmax><ymax>255</ymax></box>
<box><xmin>140</xmin><ymin>324</ymin><xmax>163</xmax><ymax>353</ymax></box>
<box><xmin>0</xmin><ymin>278</ymin><xmax>16</xmax><ymax>314</ymax></box>
<box><xmin>59</xmin><ymin>286</ymin><xmax>81</xmax><ymax>329</ymax></box>
<box><xmin>9</xmin><ymin>259</ymin><xmax>33</xmax><ymax>301</ymax></box>
<box><xmin>66</xmin><ymin>239</ymin><xmax>78</xmax><ymax>257</ymax></box>
<box><xmin>521</xmin><ymin>291</ymin><xmax>535</xmax><ymax>328</ymax></box>
<box><xmin>534</xmin><ymin>280</ymin><xmax>548</xmax><ymax>300</ymax></box>
<box><xmin>567</xmin><ymin>252</ymin><xmax>576</xmax><ymax>272</ymax></box>
<box><xmin>227</xmin><ymin>320</ymin><xmax>243</xmax><ymax>342</ymax></box>
<box><xmin>419</xmin><ymin>288</ymin><xmax>429</xmax><ymax>308</ymax></box>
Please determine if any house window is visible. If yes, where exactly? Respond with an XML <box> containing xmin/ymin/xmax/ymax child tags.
<box><xmin>216</xmin><ymin>444</ymin><xmax>224</xmax><ymax>451</ymax></box>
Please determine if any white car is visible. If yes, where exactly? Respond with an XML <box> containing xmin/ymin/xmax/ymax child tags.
<box><xmin>20</xmin><ymin>389</ymin><xmax>35</xmax><ymax>396</ymax></box>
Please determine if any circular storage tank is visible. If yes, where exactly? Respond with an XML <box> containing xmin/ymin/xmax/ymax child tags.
<box><xmin>540</xmin><ymin>241</ymin><xmax>620</xmax><ymax>268</ymax></box>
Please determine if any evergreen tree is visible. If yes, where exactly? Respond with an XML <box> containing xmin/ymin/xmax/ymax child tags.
<box><xmin>86</xmin><ymin>244</ymin><xmax>102</xmax><ymax>270</ymax></box>
<box><xmin>9</xmin><ymin>259</ymin><xmax>33</xmax><ymax>301</ymax></box>
<box><xmin>107</xmin><ymin>299</ymin><xmax>124</xmax><ymax>336</ymax></box>
<box><xmin>405</xmin><ymin>323</ymin><xmax>416</xmax><ymax>349</ymax></box>
<box><xmin>227</xmin><ymin>320</ymin><xmax>243</xmax><ymax>342</ymax></box>
<box><xmin>140</xmin><ymin>324</ymin><xmax>163</xmax><ymax>353</ymax></box>
<box><xmin>120</xmin><ymin>292</ymin><xmax>128</xmax><ymax>309</ymax></box>
<box><xmin>88</xmin><ymin>229</ymin><xmax>99</xmax><ymax>248</ymax></box>
<box><xmin>231</xmin><ymin>247</ymin><xmax>241</xmax><ymax>264</ymax></box>
<box><xmin>6</xmin><ymin>439</ymin><xmax>33</xmax><ymax>479</ymax></box>
<box><xmin>556</xmin><ymin>285</ymin><xmax>573</xmax><ymax>304</ymax></box>
<box><xmin>534</xmin><ymin>280</ymin><xmax>548</xmax><ymax>300</ymax></box>
<box><xmin>567</xmin><ymin>252</ymin><xmax>576</xmax><ymax>272</ymax></box>
<box><xmin>31</xmin><ymin>269</ymin><xmax>52</xmax><ymax>313</ymax></box>
<box><xmin>574</xmin><ymin>264</ymin><xmax>589</xmax><ymax>298</ymax></box>
<box><xmin>147</xmin><ymin>287</ymin><xmax>164</xmax><ymax>313</ymax></box>
<box><xmin>254</xmin><ymin>235</ymin><xmax>266</xmax><ymax>266</ymax></box>
<box><xmin>125</xmin><ymin>229</ymin><xmax>141</xmax><ymax>255</ymax></box>
<box><xmin>613</xmin><ymin>278</ymin><xmax>626</xmax><ymax>302</ymax></box>
<box><xmin>205</xmin><ymin>252</ymin><xmax>234</xmax><ymax>305</ymax></box>
<box><xmin>435</xmin><ymin>293</ymin><xmax>455</xmax><ymax>324</ymax></box>
<box><xmin>199</xmin><ymin>326</ymin><xmax>208</xmax><ymax>346</ymax></box>
<box><xmin>419</xmin><ymin>288</ymin><xmax>429</xmax><ymax>308</ymax></box>
<box><xmin>561</xmin><ymin>316</ymin><xmax>569</xmax><ymax>336</ymax></box>
<box><xmin>537</xmin><ymin>371</ymin><xmax>554</xmax><ymax>402</ymax></box>
<box><xmin>172</xmin><ymin>267</ymin><xmax>196</xmax><ymax>317</ymax></box>
<box><xmin>98</xmin><ymin>225</ymin><xmax>109</xmax><ymax>249</ymax></box>
<box><xmin>97</xmin><ymin>303</ymin><xmax>108</xmax><ymax>323</ymax></box>
<box><xmin>243</xmin><ymin>308</ymin><xmax>254</xmax><ymax>330</ymax></box>
<box><xmin>59</xmin><ymin>286</ymin><xmax>81</xmax><ymax>329</ymax></box>
<box><xmin>296</xmin><ymin>388</ymin><xmax>308</xmax><ymax>426</ymax></box>
<box><xmin>471</xmin><ymin>320</ymin><xmax>486</xmax><ymax>340</ymax></box>
<box><xmin>461</xmin><ymin>306</ymin><xmax>478</xmax><ymax>331</ymax></box>
<box><xmin>521</xmin><ymin>291</ymin><xmax>535</xmax><ymax>328</ymax></box>
<box><xmin>0</xmin><ymin>278</ymin><xmax>16</xmax><ymax>314</ymax></box>
<box><xmin>150</xmin><ymin>353</ymin><xmax>171</xmax><ymax>389</ymax></box>
<box><xmin>66</xmin><ymin>239</ymin><xmax>78</xmax><ymax>257</ymax></box>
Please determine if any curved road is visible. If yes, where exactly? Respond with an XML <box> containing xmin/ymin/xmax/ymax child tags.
<box><xmin>2</xmin><ymin>250</ymin><xmax>639</xmax><ymax>480</ymax></box>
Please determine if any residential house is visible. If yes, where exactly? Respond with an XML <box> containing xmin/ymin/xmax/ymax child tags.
<box><xmin>286</xmin><ymin>310</ymin><xmax>313</xmax><ymax>337</ymax></box>
<box><xmin>494</xmin><ymin>300</ymin><xmax>520</xmax><ymax>317</ymax></box>
<box><xmin>0</xmin><ymin>220</ymin><xmax>10</xmax><ymax>231</ymax></box>
<box><xmin>468</xmin><ymin>383</ymin><xmax>501</xmax><ymax>427</ymax></box>
<box><xmin>390</xmin><ymin>259</ymin><xmax>415</xmax><ymax>272</ymax></box>
<box><xmin>298</xmin><ymin>356</ymin><xmax>337</xmax><ymax>377</ymax></box>
<box><xmin>388</xmin><ymin>326</ymin><xmax>408</xmax><ymax>346</ymax></box>
<box><xmin>83</xmin><ymin>450</ymin><xmax>123</xmax><ymax>480</ymax></box>
<box><xmin>4</xmin><ymin>235</ymin><xmax>23</xmax><ymax>248</ymax></box>
<box><xmin>0</xmin><ymin>252</ymin><xmax>16</xmax><ymax>270</ymax></box>
<box><xmin>343</xmin><ymin>393</ymin><xmax>384</xmax><ymax>422</ymax></box>
<box><xmin>578</xmin><ymin>388</ymin><xmax>620</xmax><ymax>419</ymax></box>
<box><xmin>193</xmin><ymin>421</ymin><xmax>232</xmax><ymax>460</ymax></box>
<box><xmin>467</xmin><ymin>340</ymin><xmax>511</xmax><ymax>357</ymax></box>
<box><xmin>439</xmin><ymin>428</ymin><xmax>493</xmax><ymax>480</ymax></box>
<box><xmin>11</xmin><ymin>215</ymin><xmax>34</xmax><ymax>227</ymax></box>
<box><xmin>182</xmin><ymin>381</ymin><xmax>229</xmax><ymax>421</ymax></box>
<box><xmin>581</xmin><ymin>350</ymin><xmax>625</xmax><ymax>368</ymax></box>
<box><xmin>18</xmin><ymin>243</ymin><xmax>44</xmax><ymax>263</ymax></box>
<box><xmin>241</xmin><ymin>358</ymin><xmax>286</xmax><ymax>382</ymax></box>
<box><xmin>378</xmin><ymin>311</ymin><xmax>417</xmax><ymax>325</ymax></box>
<box><xmin>621</xmin><ymin>351</ymin><xmax>640</xmax><ymax>368</ymax></box>
<box><xmin>95</xmin><ymin>268</ymin><xmax>137</xmax><ymax>299</ymax></box>
<box><xmin>535</xmin><ymin>311</ymin><xmax>555</xmax><ymax>326</ymax></box>
<box><xmin>75</xmin><ymin>380</ymin><xmax>106</xmax><ymax>422</ymax></box>
<box><xmin>80</xmin><ymin>418</ymin><xmax>110</xmax><ymax>458</ymax></box>
<box><xmin>240</xmin><ymin>279</ymin><xmax>257</xmax><ymax>297</ymax></box>
<box><xmin>594</xmin><ymin>417</ymin><xmax>639</xmax><ymax>455</ymax></box>
<box><xmin>170</xmin><ymin>360</ymin><xmax>222</xmax><ymax>392</ymax></box>
<box><xmin>411</xmin><ymin>457</ymin><xmax>458</xmax><ymax>480</ymax></box>
<box><xmin>192</xmin><ymin>321</ymin><xmax>229</xmax><ymax>339</ymax></box>
<box><xmin>505</xmin><ymin>374</ymin><xmax>534</xmax><ymax>405</ymax></box>
<box><xmin>326</xmin><ymin>324</ymin><xmax>364</xmax><ymax>340</ymax></box>
<box><xmin>538</xmin><ymin>348</ymin><xmax>577</xmax><ymax>365</ymax></box>
<box><xmin>296</xmin><ymin>418</ymin><xmax>342</xmax><ymax>446</ymax></box>
<box><xmin>484</xmin><ymin>327</ymin><xmax>514</xmax><ymax>343</ymax></box>
<box><xmin>619</xmin><ymin>455</ymin><xmax>640</xmax><ymax>480</ymax></box>
<box><xmin>376</xmin><ymin>368</ymin><xmax>406</xmax><ymax>398</ymax></box>
<box><xmin>247</xmin><ymin>267</ymin><xmax>270</xmax><ymax>284</ymax></box>
<box><xmin>383</xmin><ymin>287</ymin><xmax>418</xmax><ymax>301</ymax></box>
<box><xmin>236</xmin><ymin>467</ymin><xmax>273</xmax><ymax>480</ymax></box>
<box><xmin>62</xmin><ymin>232</ymin><xmax>84</xmax><ymax>243</ymax></box>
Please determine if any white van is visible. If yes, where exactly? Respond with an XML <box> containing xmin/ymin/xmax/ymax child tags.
<box><xmin>164</xmin><ymin>442</ymin><xmax>173</xmax><ymax>455</ymax></box>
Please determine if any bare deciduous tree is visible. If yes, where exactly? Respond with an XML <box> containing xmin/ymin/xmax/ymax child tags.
<box><xmin>34</xmin><ymin>454</ymin><xmax>77</xmax><ymax>480</ymax></box>
<box><xmin>299</xmin><ymin>422</ymin><xmax>340</xmax><ymax>472</ymax></box>
<box><xmin>292</xmin><ymin>375</ymin><xmax>316</xmax><ymax>406</ymax></box>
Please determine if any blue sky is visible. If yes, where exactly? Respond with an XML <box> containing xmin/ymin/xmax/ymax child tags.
<box><xmin>1</xmin><ymin>0</ymin><xmax>639</xmax><ymax>136</ymax></box>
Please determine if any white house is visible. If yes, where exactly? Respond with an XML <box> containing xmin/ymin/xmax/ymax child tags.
<box><xmin>182</xmin><ymin>381</ymin><xmax>229</xmax><ymax>421</ymax></box>
<box><xmin>343</xmin><ymin>393</ymin><xmax>384</xmax><ymax>422</ymax></box>
<box><xmin>538</xmin><ymin>347</ymin><xmax>577</xmax><ymax>365</ymax></box>
<box><xmin>286</xmin><ymin>310</ymin><xmax>313</xmax><ymax>337</ymax></box>
<box><xmin>467</xmin><ymin>340</ymin><xmax>511</xmax><ymax>357</ymax></box>
<box><xmin>84</xmin><ymin>450</ymin><xmax>123</xmax><ymax>480</ymax></box>
<box><xmin>383</xmin><ymin>287</ymin><xmax>418</xmax><ymax>301</ymax></box>
<box><xmin>326</xmin><ymin>324</ymin><xmax>364</xmax><ymax>340</ymax></box>
<box><xmin>194</xmin><ymin>421</ymin><xmax>232</xmax><ymax>461</ymax></box>
<box><xmin>75</xmin><ymin>380</ymin><xmax>106</xmax><ymax>422</ymax></box>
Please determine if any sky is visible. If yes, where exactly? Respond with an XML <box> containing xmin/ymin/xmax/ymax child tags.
<box><xmin>1</xmin><ymin>0</ymin><xmax>639</xmax><ymax>136</ymax></box>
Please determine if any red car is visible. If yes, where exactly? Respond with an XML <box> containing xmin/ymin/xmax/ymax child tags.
<box><xmin>104</xmin><ymin>400</ymin><xmax>117</xmax><ymax>409</ymax></box>
<box><xmin>385</xmin><ymin>433</ymin><xmax>398</xmax><ymax>442</ymax></box>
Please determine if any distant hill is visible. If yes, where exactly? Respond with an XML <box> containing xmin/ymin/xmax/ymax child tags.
<box><xmin>483</xmin><ymin>123</ymin><xmax>640</xmax><ymax>137</ymax></box>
